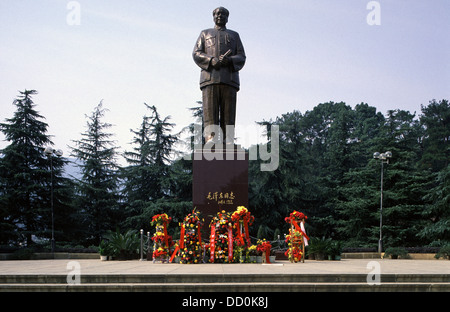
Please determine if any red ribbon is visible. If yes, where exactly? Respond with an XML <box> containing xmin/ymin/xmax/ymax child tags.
<box><xmin>228</xmin><ymin>226</ymin><xmax>233</xmax><ymax>262</ymax></box>
<box><xmin>292</xmin><ymin>220</ymin><xmax>309</xmax><ymax>241</ymax></box>
<box><xmin>179</xmin><ymin>224</ymin><xmax>185</xmax><ymax>249</ymax></box>
<box><xmin>198</xmin><ymin>223</ymin><xmax>202</xmax><ymax>250</ymax></box>
<box><xmin>169</xmin><ymin>224</ymin><xmax>185</xmax><ymax>263</ymax></box>
<box><xmin>236</xmin><ymin>222</ymin><xmax>245</xmax><ymax>246</ymax></box>
<box><xmin>243</xmin><ymin>216</ymin><xmax>250</xmax><ymax>246</ymax></box>
<box><xmin>169</xmin><ymin>246</ymin><xmax>178</xmax><ymax>263</ymax></box>
<box><xmin>264</xmin><ymin>245</ymin><xmax>271</xmax><ymax>264</ymax></box>
<box><xmin>235</xmin><ymin>217</ymin><xmax>251</xmax><ymax>247</ymax></box>
<box><xmin>210</xmin><ymin>226</ymin><xmax>216</xmax><ymax>263</ymax></box>
<box><xmin>163</xmin><ymin>221</ymin><xmax>170</xmax><ymax>254</ymax></box>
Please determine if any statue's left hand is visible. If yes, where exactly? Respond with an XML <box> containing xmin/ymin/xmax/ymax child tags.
<box><xmin>219</xmin><ymin>55</ymin><xmax>230</xmax><ymax>66</ymax></box>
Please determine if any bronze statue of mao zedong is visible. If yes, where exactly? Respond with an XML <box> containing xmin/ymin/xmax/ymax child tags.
<box><xmin>193</xmin><ymin>7</ymin><xmax>246</xmax><ymax>145</ymax></box>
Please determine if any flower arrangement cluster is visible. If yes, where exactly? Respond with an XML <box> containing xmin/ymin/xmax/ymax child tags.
<box><xmin>284</xmin><ymin>210</ymin><xmax>307</xmax><ymax>223</ymax></box>
<box><xmin>178</xmin><ymin>209</ymin><xmax>204</xmax><ymax>264</ymax></box>
<box><xmin>256</xmin><ymin>239</ymin><xmax>272</xmax><ymax>263</ymax></box>
<box><xmin>209</xmin><ymin>210</ymin><xmax>233</xmax><ymax>263</ymax></box>
<box><xmin>150</xmin><ymin>213</ymin><xmax>173</xmax><ymax>263</ymax></box>
<box><xmin>150</xmin><ymin>207</ymin><xmax>257</xmax><ymax>264</ymax></box>
<box><xmin>247</xmin><ymin>245</ymin><xmax>257</xmax><ymax>256</ymax></box>
<box><xmin>230</xmin><ymin>206</ymin><xmax>254</xmax><ymax>262</ymax></box>
<box><xmin>231</xmin><ymin>206</ymin><xmax>254</xmax><ymax>224</ymax></box>
<box><xmin>151</xmin><ymin>213</ymin><xmax>172</xmax><ymax>225</ymax></box>
<box><xmin>285</xmin><ymin>210</ymin><xmax>308</xmax><ymax>263</ymax></box>
<box><xmin>231</xmin><ymin>206</ymin><xmax>254</xmax><ymax>247</ymax></box>
<box><xmin>256</xmin><ymin>239</ymin><xmax>272</xmax><ymax>253</ymax></box>
<box><xmin>285</xmin><ymin>230</ymin><xmax>303</xmax><ymax>262</ymax></box>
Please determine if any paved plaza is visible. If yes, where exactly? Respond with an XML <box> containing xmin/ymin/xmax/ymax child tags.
<box><xmin>1</xmin><ymin>258</ymin><xmax>449</xmax><ymax>275</ymax></box>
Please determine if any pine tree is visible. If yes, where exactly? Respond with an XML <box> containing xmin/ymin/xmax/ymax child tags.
<box><xmin>418</xmin><ymin>164</ymin><xmax>450</xmax><ymax>244</ymax></box>
<box><xmin>377</xmin><ymin>109</ymin><xmax>429</xmax><ymax>247</ymax></box>
<box><xmin>70</xmin><ymin>101</ymin><xmax>120</xmax><ymax>244</ymax></box>
<box><xmin>336</xmin><ymin>109</ymin><xmax>431</xmax><ymax>248</ymax></box>
<box><xmin>417</xmin><ymin>99</ymin><xmax>450</xmax><ymax>244</ymax></box>
<box><xmin>0</xmin><ymin>90</ymin><xmax>68</xmax><ymax>245</ymax></box>
<box><xmin>334</xmin><ymin>104</ymin><xmax>386</xmax><ymax>246</ymax></box>
<box><xmin>122</xmin><ymin>103</ymin><xmax>157</xmax><ymax>229</ymax></box>
<box><xmin>419</xmin><ymin>99</ymin><xmax>450</xmax><ymax>172</ymax></box>
<box><xmin>122</xmin><ymin>104</ymin><xmax>179</xmax><ymax>230</ymax></box>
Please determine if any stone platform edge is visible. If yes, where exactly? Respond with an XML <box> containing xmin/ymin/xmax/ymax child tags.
<box><xmin>0</xmin><ymin>252</ymin><xmax>442</xmax><ymax>260</ymax></box>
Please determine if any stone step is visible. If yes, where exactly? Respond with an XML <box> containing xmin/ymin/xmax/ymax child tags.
<box><xmin>1</xmin><ymin>273</ymin><xmax>449</xmax><ymax>284</ymax></box>
<box><xmin>1</xmin><ymin>281</ymin><xmax>450</xmax><ymax>292</ymax></box>
<box><xmin>1</xmin><ymin>273</ymin><xmax>449</xmax><ymax>292</ymax></box>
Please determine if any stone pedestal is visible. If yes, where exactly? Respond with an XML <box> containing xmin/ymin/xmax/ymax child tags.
<box><xmin>193</xmin><ymin>147</ymin><xmax>248</xmax><ymax>227</ymax></box>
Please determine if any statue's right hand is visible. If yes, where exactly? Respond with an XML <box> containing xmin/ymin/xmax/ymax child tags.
<box><xmin>211</xmin><ymin>57</ymin><xmax>221</xmax><ymax>69</ymax></box>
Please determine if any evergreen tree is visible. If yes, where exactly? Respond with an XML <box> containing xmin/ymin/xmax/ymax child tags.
<box><xmin>146</xmin><ymin>104</ymin><xmax>178</xmax><ymax>198</ymax></box>
<box><xmin>0</xmin><ymin>90</ymin><xmax>69</xmax><ymax>245</ymax></box>
<box><xmin>378</xmin><ymin>109</ymin><xmax>429</xmax><ymax>247</ymax></box>
<box><xmin>419</xmin><ymin>99</ymin><xmax>450</xmax><ymax>172</ymax></box>
<box><xmin>418</xmin><ymin>164</ymin><xmax>450</xmax><ymax>245</ymax></box>
<box><xmin>250</xmin><ymin>110</ymin><xmax>320</xmax><ymax>237</ymax></box>
<box><xmin>122</xmin><ymin>104</ymin><xmax>180</xmax><ymax>231</ymax></box>
<box><xmin>336</xmin><ymin>108</ymin><xmax>432</xmax><ymax>248</ymax></box>
<box><xmin>70</xmin><ymin>101</ymin><xmax>120</xmax><ymax>245</ymax></box>
<box><xmin>165</xmin><ymin>102</ymin><xmax>203</xmax><ymax>203</ymax></box>
<box><xmin>347</xmin><ymin>103</ymin><xmax>385</xmax><ymax>167</ymax></box>
<box><xmin>122</xmin><ymin>103</ymin><xmax>155</xmax><ymax>225</ymax></box>
<box><xmin>335</xmin><ymin>104</ymin><xmax>386</xmax><ymax>246</ymax></box>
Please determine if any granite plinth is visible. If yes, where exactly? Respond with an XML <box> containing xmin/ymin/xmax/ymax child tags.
<box><xmin>193</xmin><ymin>148</ymin><xmax>248</xmax><ymax>227</ymax></box>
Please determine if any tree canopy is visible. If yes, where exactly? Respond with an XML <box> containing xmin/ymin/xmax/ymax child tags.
<box><xmin>1</xmin><ymin>92</ymin><xmax>449</xmax><ymax>249</ymax></box>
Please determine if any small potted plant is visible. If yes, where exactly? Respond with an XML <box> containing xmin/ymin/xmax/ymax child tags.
<box><xmin>257</xmin><ymin>239</ymin><xmax>272</xmax><ymax>263</ymax></box>
<box><xmin>326</xmin><ymin>240</ymin><xmax>342</xmax><ymax>260</ymax></box>
<box><xmin>98</xmin><ymin>240</ymin><xmax>110</xmax><ymax>261</ymax></box>
<box><xmin>269</xmin><ymin>247</ymin><xmax>276</xmax><ymax>263</ymax></box>
<box><xmin>309</xmin><ymin>237</ymin><xmax>331</xmax><ymax>260</ymax></box>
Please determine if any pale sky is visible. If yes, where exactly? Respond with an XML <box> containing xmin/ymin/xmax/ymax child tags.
<box><xmin>1</xmin><ymin>0</ymin><xmax>449</xmax><ymax>161</ymax></box>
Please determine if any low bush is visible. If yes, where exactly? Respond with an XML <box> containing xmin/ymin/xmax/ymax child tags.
<box><xmin>384</xmin><ymin>247</ymin><xmax>409</xmax><ymax>259</ymax></box>
<box><xmin>435</xmin><ymin>244</ymin><xmax>450</xmax><ymax>260</ymax></box>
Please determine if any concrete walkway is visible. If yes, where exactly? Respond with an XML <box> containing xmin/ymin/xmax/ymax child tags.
<box><xmin>1</xmin><ymin>258</ymin><xmax>449</xmax><ymax>275</ymax></box>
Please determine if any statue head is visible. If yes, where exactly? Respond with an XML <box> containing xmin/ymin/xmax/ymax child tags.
<box><xmin>213</xmin><ymin>7</ymin><xmax>229</xmax><ymax>27</ymax></box>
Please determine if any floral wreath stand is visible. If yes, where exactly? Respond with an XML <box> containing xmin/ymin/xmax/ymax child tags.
<box><xmin>231</xmin><ymin>206</ymin><xmax>254</xmax><ymax>263</ymax></box>
<box><xmin>150</xmin><ymin>213</ymin><xmax>173</xmax><ymax>263</ymax></box>
<box><xmin>209</xmin><ymin>210</ymin><xmax>234</xmax><ymax>263</ymax></box>
<box><xmin>285</xmin><ymin>211</ymin><xmax>309</xmax><ymax>263</ymax></box>
<box><xmin>170</xmin><ymin>209</ymin><xmax>204</xmax><ymax>264</ymax></box>
<box><xmin>257</xmin><ymin>239</ymin><xmax>272</xmax><ymax>263</ymax></box>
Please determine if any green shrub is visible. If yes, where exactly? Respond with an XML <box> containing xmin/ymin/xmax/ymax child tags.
<box><xmin>326</xmin><ymin>240</ymin><xmax>342</xmax><ymax>260</ymax></box>
<box><xmin>11</xmin><ymin>248</ymin><xmax>35</xmax><ymax>260</ymax></box>
<box><xmin>103</xmin><ymin>229</ymin><xmax>140</xmax><ymax>260</ymax></box>
<box><xmin>98</xmin><ymin>240</ymin><xmax>112</xmax><ymax>256</ymax></box>
<box><xmin>308</xmin><ymin>237</ymin><xmax>332</xmax><ymax>260</ymax></box>
<box><xmin>384</xmin><ymin>247</ymin><xmax>409</xmax><ymax>259</ymax></box>
<box><xmin>435</xmin><ymin>244</ymin><xmax>450</xmax><ymax>260</ymax></box>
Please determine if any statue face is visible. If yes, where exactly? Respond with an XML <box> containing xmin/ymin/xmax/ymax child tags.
<box><xmin>213</xmin><ymin>8</ymin><xmax>228</xmax><ymax>27</ymax></box>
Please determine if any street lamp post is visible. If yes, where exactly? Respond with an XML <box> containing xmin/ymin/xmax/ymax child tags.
<box><xmin>140</xmin><ymin>229</ymin><xmax>144</xmax><ymax>261</ymax></box>
<box><xmin>373</xmin><ymin>151</ymin><xmax>392</xmax><ymax>253</ymax></box>
<box><xmin>44</xmin><ymin>147</ymin><xmax>63</xmax><ymax>253</ymax></box>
